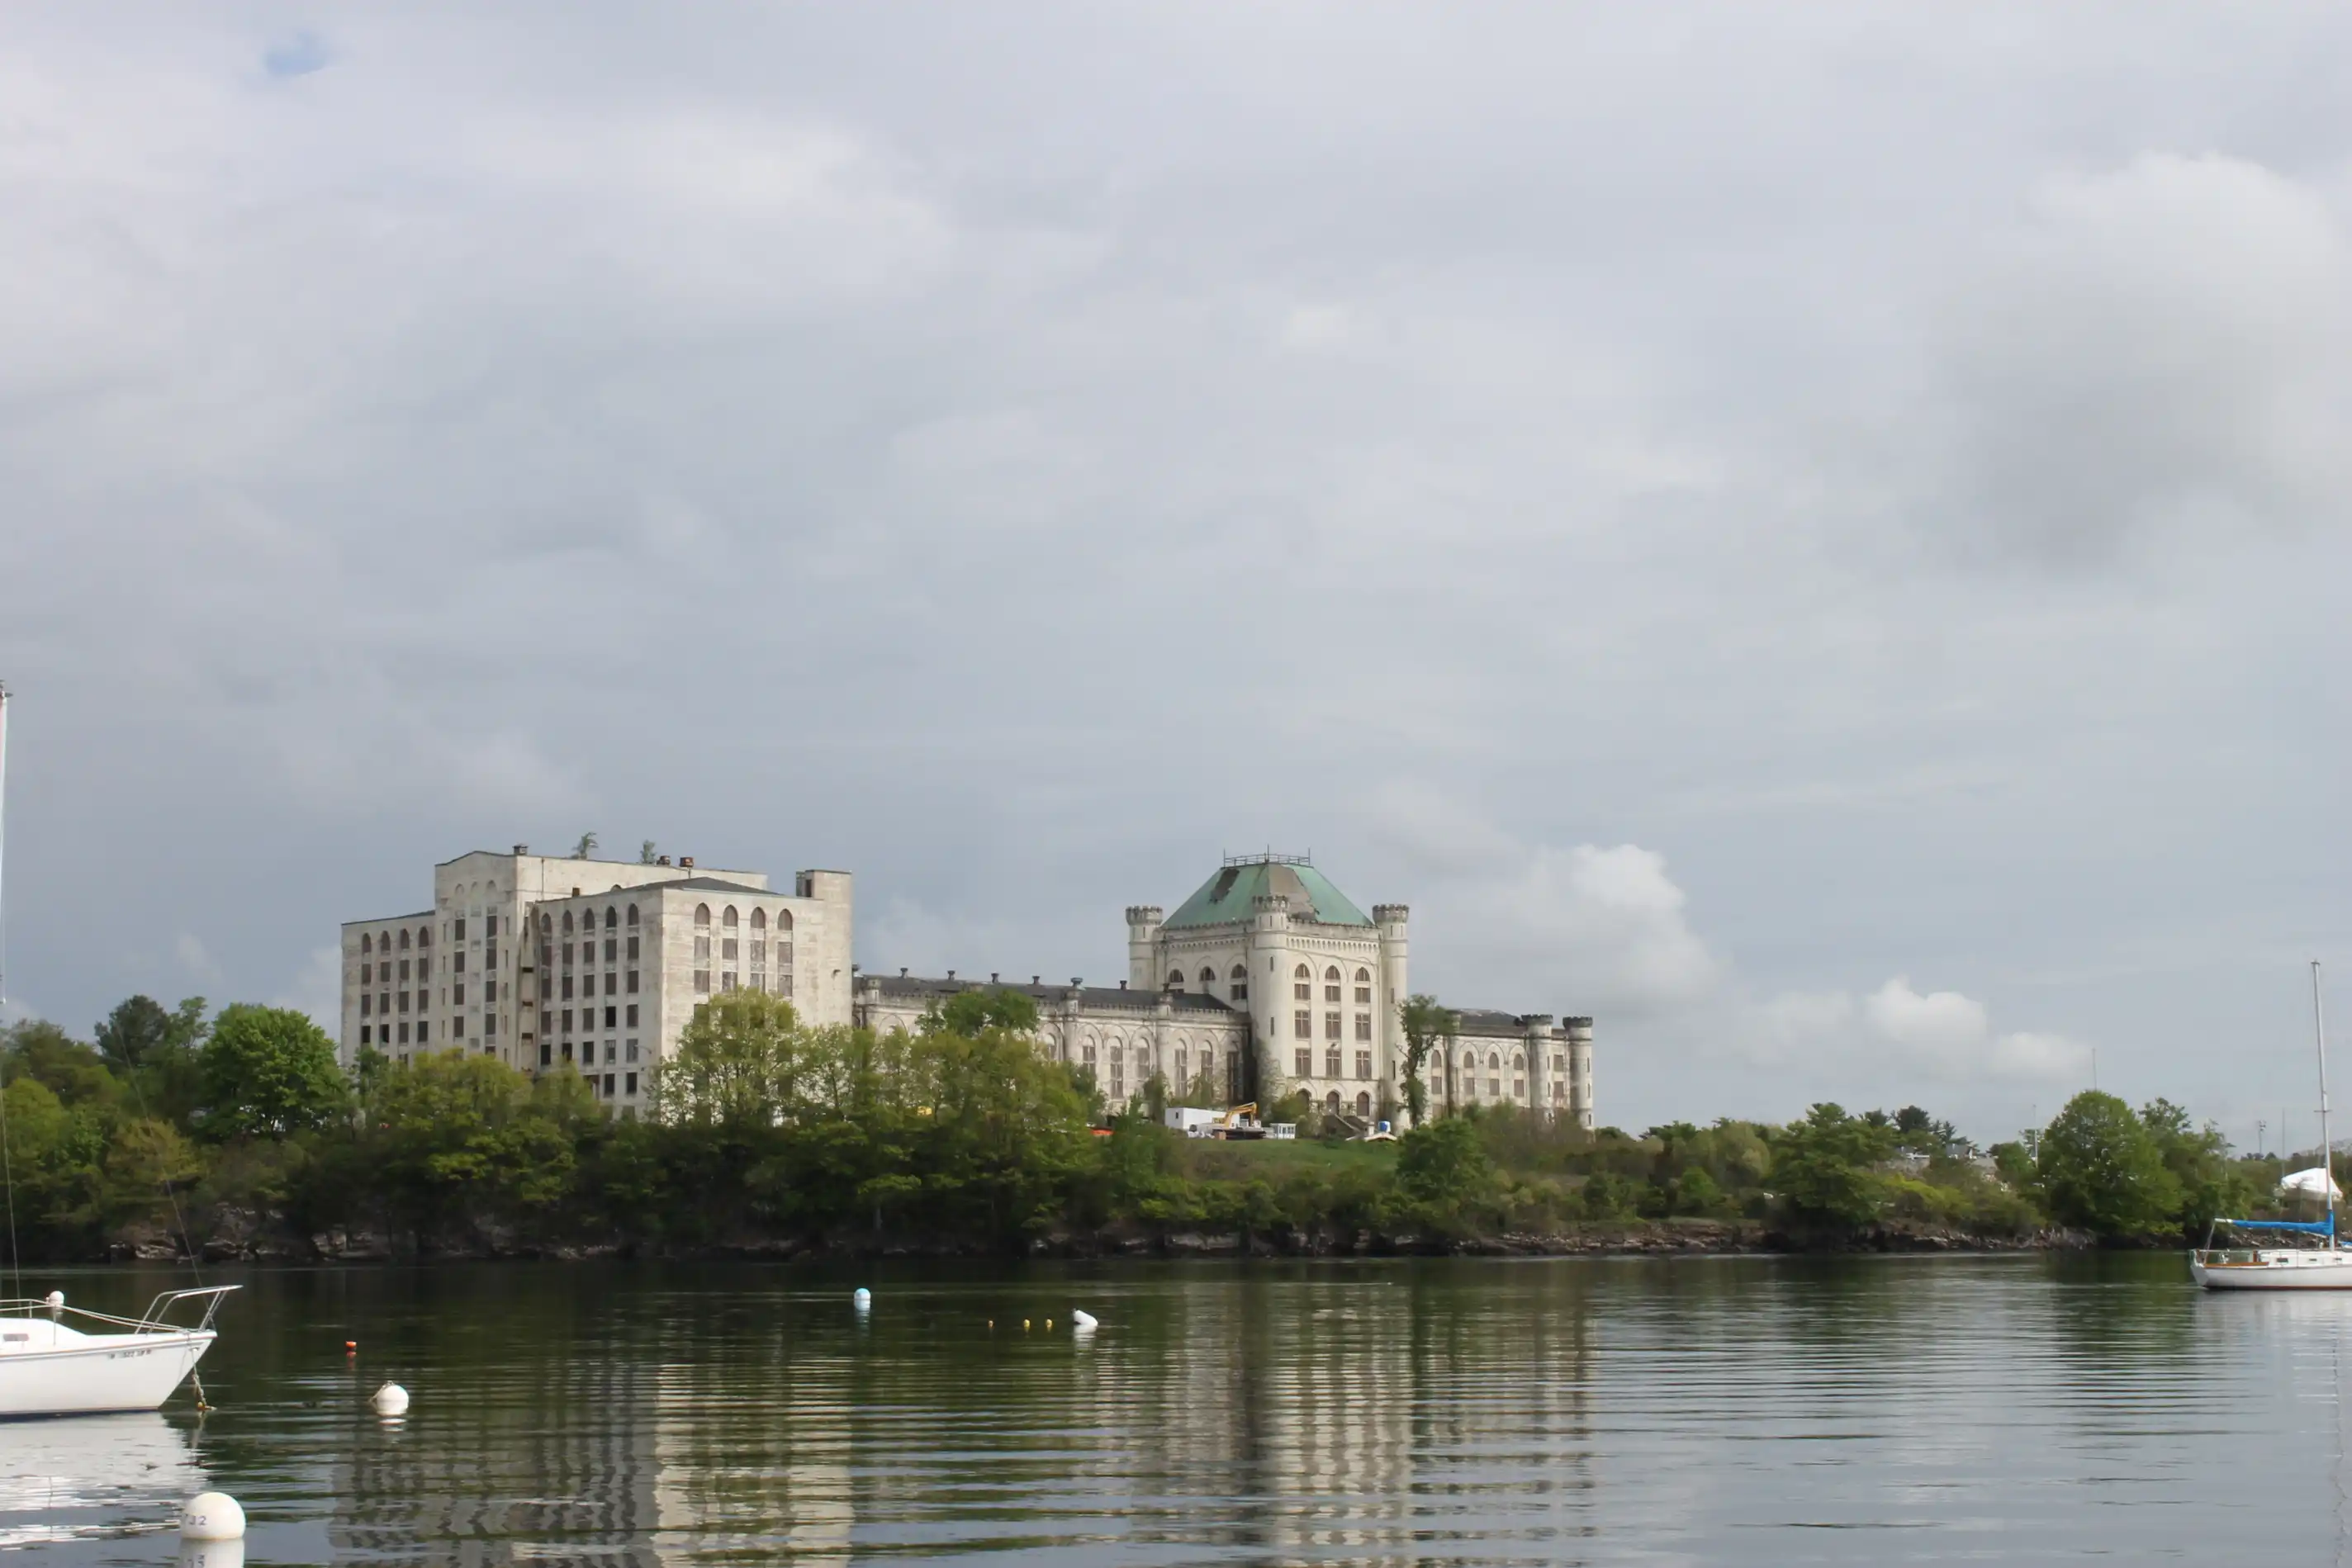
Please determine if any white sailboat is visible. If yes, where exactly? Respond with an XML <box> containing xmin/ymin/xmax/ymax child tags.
<box><xmin>0</xmin><ymin>1288</ymin><xmax>236</xmax><ymax>1418</ymax></box>
<box><xmin>2191</xmin><ymin>960</ymin><xmax>2352</xmax><ymax>1289</ymax></box>
<box><xmin>0</xmin><ymin>684</ymin><xmax>239</xmax><ymax>1411</ymax></box>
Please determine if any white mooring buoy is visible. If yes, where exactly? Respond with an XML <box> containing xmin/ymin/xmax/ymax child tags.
<box><xmin>1071</xmin><ymin>1309</ymin><xmax>1098</xmax><ymax>1332</ymax></box>
<box><xmin>43</xmin><ymin>1291</ymin><xmax>63</xmax><ymax>1311</ymax></box>
<box><xmin>853</xmin><ymin>1287</ymin><xmax>872</xmax><ymax>1310</ymax></box>
<box><xmin>370</xmin><ymin>1382</ymin><xmax>410</xmax><ymax>1416</ymax></box>
<box><xmin>181</xmin><ymin>1491</ymin><xmax>246</xmax><ymax>1541</ymax></box>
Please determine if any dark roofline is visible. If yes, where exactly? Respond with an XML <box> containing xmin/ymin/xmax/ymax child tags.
<box><xmin>343</xmin><ymin>912</ymin><xmax>434</xmax><ymax>927</ymax></box>
<box><xmin>861</xmin><ymin>973</ymin><xmax>1240</xmax><ymax>1016</ymax></box>
<box><xmin>434</xmin><ymin>847</ymin><xmax>762</xmax><ymax>873</ymax></box>
<box><xmin>533</xmin><ymin>876</ymin><xmax>777</xmax><ymax>901</ymax></box>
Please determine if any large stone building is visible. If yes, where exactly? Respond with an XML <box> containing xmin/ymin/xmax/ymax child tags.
<box><xmin>855</xmin><ymin>852</ymin><xmax>1594</xmax><ymax>1129</ymax></box>
<box><xmin>341</xmin><ymin>846</ymin><xmax>1593</xmax><ymax>1128</ymax></box>
<box><xmin>338</xmin><ymin>846</ymin><xmax>853</xmax><ymax>1111</ymax></box>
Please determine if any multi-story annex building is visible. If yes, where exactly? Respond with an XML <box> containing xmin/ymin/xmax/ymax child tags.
<box><xmin>341</xmin><ymin>847</ymin><xmax>1594</xmax><ymax>1127</ymax></box>
<box><xmin>338</xmin><ymin>846</ymin><xmax>853</xmax><ymax>1111</ymax></box>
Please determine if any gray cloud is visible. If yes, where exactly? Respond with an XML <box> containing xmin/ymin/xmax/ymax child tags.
<box><xmin>5</xmin><ymin>4</ymin><xmax>2352</xmax><ymax>1144</ymax></box>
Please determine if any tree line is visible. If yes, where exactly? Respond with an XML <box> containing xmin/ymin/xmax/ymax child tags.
<box><xmin>0</xmin><ymin>986</ymin><xmax>2288</xmax><ymax>1262</ymax></box>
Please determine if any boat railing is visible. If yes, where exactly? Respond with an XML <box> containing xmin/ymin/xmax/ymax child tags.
<box><xmin>0</xmin><ymin>1284</ymin><xmax>237</xmax><ymax>1336</ymax></box>
<box><xmin>2194</xmin><ymin>1248</ymin><xmax>2264</xmax><ymax>1267</ymax></box>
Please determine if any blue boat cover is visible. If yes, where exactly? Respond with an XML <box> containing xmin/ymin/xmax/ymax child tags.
<box><xmin>2218</xmin><ymin>1217</ymin><xmax>2336</xmax><ymax>1234</ymax></box>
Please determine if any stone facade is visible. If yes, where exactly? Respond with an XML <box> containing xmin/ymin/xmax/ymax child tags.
<box><xmin>861</xmin><ymin>852</ymin><xmax>1596</xmax><ymax>1130</ymax></box>
<box><xmin>342</xmin><ymin>846</ymin><xmax>1595</xmax><ymax>1129</ymax></box>
<box><xmin>338</xmin><ymin>846</ymin><xmax>851</xmax><ymax>1113</ymax></box>
<box><xmin>854</xmin><ymin>973</ymin><xmax>1253</xmax><ymax>1105</ymax></box>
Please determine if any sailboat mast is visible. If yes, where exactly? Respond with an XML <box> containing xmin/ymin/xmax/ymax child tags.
<box><xmin>2316</xmin><ymin>959</ymin><xmax>2333</xmax><ymax>1246</ymax></box>
<box><xmin>0</xmin><ymin>680</ymin><xmax>9</xmax><ymax>1012</ymax></box>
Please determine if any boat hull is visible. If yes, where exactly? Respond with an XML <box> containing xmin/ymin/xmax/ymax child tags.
<box><xmin>2192</xmin><ymin>1255</ymin><xmax>2352</xmax><ymax>1291</ymax></box>
<box><xmin>0</xmin><ymin>1330</ymin><xmax>215</xmax><ymax>1419</ymax></box>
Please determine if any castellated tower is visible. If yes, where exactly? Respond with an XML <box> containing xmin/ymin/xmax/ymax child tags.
<box><xmin>1245</xmin><ymin>892</ymin><xmax>1292</xmax><ymax>1102</ymax></box>
<box><xmin>1373</xmin><ymin>904</ymin><xmax>1409</xmax><ymax>1020</ymax></box>
<box><xmin>1126</xmin><ymin>905</ymin><xmax>1164</xmax><ymax>990</ymax></box>
<box><xmin>1565</xmin><ymin>1016</ymin><xmax>1595</xmax><ymax>1130</ymax></box>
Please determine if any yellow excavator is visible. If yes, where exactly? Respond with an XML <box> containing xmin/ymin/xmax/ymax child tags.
<box><xmin>1210</xmin><ymin>1102</ymin><xmax>1264</xmax><ymax>1139</ymax></box>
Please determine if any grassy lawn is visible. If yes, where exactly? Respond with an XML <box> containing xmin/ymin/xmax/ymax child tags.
<box><xmin>1172</xmin><ymin>1135</ymin><xmax>1399</xmax><ymax>1182</ymax></box>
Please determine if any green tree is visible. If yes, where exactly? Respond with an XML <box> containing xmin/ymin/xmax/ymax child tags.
<box><xmin>1396</xmin><ymin>1115</ymin><xmax>1492</xmax><ymax>1210</ymax></box>
<box><xmin>358</xmin><ymin>1054</ymin><xmax>590</xmax><ymax>1229</ymax></box>
<box><xmin>654</xmin><ymin>991</ymin><xmax>804</xmax><ymax>1128</ymax></box>
<box><xmin>199</xmin><ymin>1004</ymin><xmax>349</xmax><ymax>1139</ymax></box>
<box><xmin>923</xmin><ymin>988</ymin><xmax>1041</xmax><ymax>1039</ymax></box>
<box><xmin>572</xmin><ymin>831</ymin><xmax>599</xmax><ymax>859</ymax></box>
<box><xmin>1396</xmin><ymin>994</ymin><xmax>1458</xmax><ymax>1126</ymax></box>
<box><xmin>2034</xmin><ymin>1091</ymin><xmax>2183</xmax><ymax>1239</ymax></box>
<box><xmin>94</xmin><ymin>995</ymin><xmax>207</xmax><ymax>1074</ymax></box>
<box><xmin>1769</xmin><ymin>1103</ymin><xmax>1894</xmax><ymax>1232</ymax></box>
<box><xmin>639</xmin><ymin>840</ymin><xmax>659</xmax><ymax>864</ymax></box>
<box><xmin>2136</xmin><ymin>1097</ymin><xmax>2250</xmax><ymax>1238</ymax></box>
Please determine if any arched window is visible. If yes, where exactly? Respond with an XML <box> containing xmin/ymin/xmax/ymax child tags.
<box><xmin>778</xmin><ymin>910</ymin><xmax>794</xmax><ymax>931</ymax></box>
<box><xmin>398</xmin><ymin>929</ymin><xmax>410</xmax><ymax>950</ymax></box>
<box><xmin>723</xmin><ymin>907</ymin><xmax>738</xmax><ymax>929</ymax></box>
<box><xmin>1325</xmin><ymin>1091</ymin><xmax>1341</xmax><ymax>1113</ymax></box>
<box><xmin>1354</xmin><ymin>967</ymin><xmax>1370</xmax><ymax>982</ymax></box>
<box><xmin>418</xmin><ymin>927</ymin><xmax>431</xmax><ymax>948</ymax></box>
<box><xmin>751</xmin><ymin>908</ymin><xmax>766</xmax><ymax>931</ymax></box>
<box><xmin>1513</xmin><ymin>1052</ymin><xmax>1525</xmax><ymax>1069</ymax></box>
<box><xmin>1294</xmin><ymin>964</ymin><xmax>1311</xmax><ymax>979</ymax></box>
<box><xmin>1198</xmin><ymin>967</ymin><xmax>1215</xmax><ymax>984</ymax></box>
<box><xmin>562</xmin><ymin>912</ymin><xmax>574</xmax><ymax>933</ymax></box>
<box><xmin>1325</xmin><ymin>965</ymin><xmax>1340</xmax><ymax>981</ymax></box>
<box><xmin>1488</xmin><ymin>1051</ymin><xmax>1501</xmax><ymax>1070</ymax></box>
<box><xmin>1230</xmin><ymin>964</ymin><xmax>1246</xmax><ymax>980</ymax></box>
<box><xmin>1355</xmin><ymin>1092</ymin><xmax>1372</xmax><ymax>1118</ymax></box>
<box><xmin>1168</xmin><ymin>969</ymin><xmax>1185</xmax><ymax>988</ymax></box>
<box><xmin>539</xmin><ymin>913</ymin><xmax>552</xmax><ymax>932</ymax></box>
<box><xmin>695</xmin><ymin>904</ymin><xmax>711</xmax><ymax>927</ymax></box>
<box><xmin>625</xmin><ymin>905</ymin><xmax>638</xmax><ymax>926</ymax></box>
<box><xmin>602</xmin><ymin>907</ymin><xmax>615</xmax><ymax>929</ymax></box>
<box><xmin>360</xmin><ymin>933</ymin><xmax>372</xmax><ymax>955</ymax></box>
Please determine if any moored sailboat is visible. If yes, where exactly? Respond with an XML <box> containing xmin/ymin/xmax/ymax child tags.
<box><xmin>2191</xmin><ymin>961</ymin><xmax>2352</xmax><ymax>1289</ymax></box>
<box><xmin>0</xmin><ymin>683</ymin><xmax>239</xmax><ymax>1411</ymax></box>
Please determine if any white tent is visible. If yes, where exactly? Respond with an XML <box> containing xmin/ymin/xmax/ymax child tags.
<box><xmin>2279</xmin><ymin>1166</ymin><xmax>2344</xmax><ymax>1200</ymax></box>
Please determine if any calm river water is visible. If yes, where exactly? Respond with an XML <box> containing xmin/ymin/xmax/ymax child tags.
<box><xmin>7</xmin><ymin>1254</ymin><xmax>2352</xmax><ymax>1565</ymax></box>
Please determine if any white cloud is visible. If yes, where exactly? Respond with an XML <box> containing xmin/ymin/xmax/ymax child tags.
<box><xmin>1936</xmin><ymin>153</ymin><xmax>2352</xmax><ymax>563</ymax></box>
<box><xmin>273</xmin><ymin>945</ymin><xmax>343</xmax><ymax>1030</ymax></box>
<box><xmin>175</xmin><ymin>934</ymin><xmax>224</xmax><ymax>988</ymax></box>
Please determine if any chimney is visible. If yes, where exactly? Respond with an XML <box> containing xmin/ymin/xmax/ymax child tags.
<box><xmin>899</xmin><ymin>967</ymin><xmax>908</xmax><ymax>978</ymax></box>
<box><xmin>990</xmin><ymin>972</ymin><xmax>999</xmax><ymax>983</ymax></box>
<box><xmin>1119</xmin><ymin>979</ymin><xmax>1128</xmax><ymax>991</ymax></box>
<box><xmin>680</xmin><ymin>855</ymin><xmax>694</xmax><ymax>869</ymax></box>
<box><xmin>513</xmin><ymin>844</ymin><xmax>529</xmax><ymax>855</ymax></box>
<box><xmin>1032</xmin><ymin>974</ymin><xmax>1041</xmax><ymax>986</ymax></box>
<box><xmin>947</xmin><ymin>969</ymin><xmax>956</xmax><ymax>980</ymax></box>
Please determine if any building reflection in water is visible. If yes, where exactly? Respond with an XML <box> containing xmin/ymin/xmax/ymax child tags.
<box><xmin>314</xmin><ymin>1263</ymin><xmax>1600</xmax><ymax>1564</ymax></box>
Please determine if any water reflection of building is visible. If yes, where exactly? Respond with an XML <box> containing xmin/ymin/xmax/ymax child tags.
<box><xmin>326</xmin><ymin>1343</ymin><xmax>667</xmax><ymax>1566</ymax></box>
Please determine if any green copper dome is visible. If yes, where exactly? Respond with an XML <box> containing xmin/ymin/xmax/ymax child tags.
<box><xmin>1161</xmin><ymin>855</ymin><xmax>1373</xmax><ymax>930</ymax></box>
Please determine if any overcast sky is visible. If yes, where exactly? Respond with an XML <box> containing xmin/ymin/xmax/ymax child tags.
<box><xmin>6</xmin><ymin>4</ymin><xmax>2351</xmax><ymax>1146</ymax></box>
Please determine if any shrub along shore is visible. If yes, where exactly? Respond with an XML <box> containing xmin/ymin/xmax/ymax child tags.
<box><xmin>0</xmin><ymin>987</ymin><xmax>2292</xmax><ymax>1265</ymax></box>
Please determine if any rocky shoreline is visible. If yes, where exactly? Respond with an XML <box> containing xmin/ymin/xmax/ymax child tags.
<box><xmin>103</xmin><ymin>1213</ymin><xmax>2097</xmax><ymax>1266</ymax></box>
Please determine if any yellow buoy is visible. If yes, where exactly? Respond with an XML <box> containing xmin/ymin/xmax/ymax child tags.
<box><xmin>1045</xmin><ymin>1319</ymin><xmax>1054</xmax><ymax>1331</ymax></box>
<box><xmin>1022</xmin><ymin>1319</ymin><xmax>1031</xmax><ymax>1330</ymax></box>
